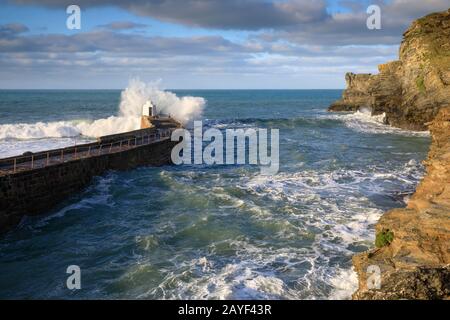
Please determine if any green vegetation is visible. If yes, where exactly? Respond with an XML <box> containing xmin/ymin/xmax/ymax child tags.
<box><xmin>416</xmin><ymin>74</ymin><xmax>426</xmax><ymax>93</ymax></box>
<box><xmin>375</xmin><ymin>229</ymin><xmax>394</xmax><ymax>248</ymax></box>
<box><xmin>409</xmin><ymin>13</ymin><xmax>449</xmax><ymax>68</ymax></box>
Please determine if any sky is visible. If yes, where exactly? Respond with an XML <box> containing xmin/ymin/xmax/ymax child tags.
<box><xmin>0</xmin><ymin>0</ymin><xmax>448</xmax><ymax>89</ymax></box>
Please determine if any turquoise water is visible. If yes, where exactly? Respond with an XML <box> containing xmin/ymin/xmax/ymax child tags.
<box><xmin>0</xmin><ymin>90</ymin><xmax>430</xmax><ymax>299</ymax></box>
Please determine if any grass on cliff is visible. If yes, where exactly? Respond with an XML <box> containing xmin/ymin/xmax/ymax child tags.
<box><xmin>375</xmin><ymin>229</ymin><xmax>394</xmax><ymax>248</ymax></box>
<box><xmin>416</xmin><ymin>74</ymin><xmax>426</xmax><ymax>93</ymax></box>
<box><xmin>411</xmin><ymin>13</ymin><xmax>450</xmax><ymax>68</ymax></box>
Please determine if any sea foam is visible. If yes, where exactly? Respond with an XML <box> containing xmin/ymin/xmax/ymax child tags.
<box><xmin>325</xmin><ymin>108</ymin><xmax>430</xmax><ymax>136</ymax></box>
<box><xmin>0</xmin><ymin>80</ymin><xmax>205</xmax><ymax>141</ymax></box>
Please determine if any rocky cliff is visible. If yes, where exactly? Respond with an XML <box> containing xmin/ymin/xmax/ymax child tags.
<box><xmin>329</xmin><ymin>9</ymin><xmax>450</xmax><ymax>131</ymax></box>
<box><xmin>352</xmin><ymin>107</ymin><xmax>450</xmax><ymax>299</ymax></box>
<box><xmin>330</xmin><ymin>9</ymin><xmax>450</xmax><ymax>299</ymax></box>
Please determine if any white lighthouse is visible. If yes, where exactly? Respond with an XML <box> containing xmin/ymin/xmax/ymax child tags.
<box><xmin>141</xmin><ymin>100</ymin><xmax>157</xmax><ymax>129</ymax></box>
<box><xmin>142</xmin><ymin>100</ymin><xmax>156</xmax><ymax>117</ymax></box>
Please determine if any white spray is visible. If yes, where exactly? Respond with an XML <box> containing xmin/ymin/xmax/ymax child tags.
<box><xmin>0</xmin><ymin>79</ymin><xmax>205</xmax><ymax>140</ymax></box>
<box><xmin>118</xmin><ymin>79</ymin><xmax>205</xmax><ymax>123</ymax></box>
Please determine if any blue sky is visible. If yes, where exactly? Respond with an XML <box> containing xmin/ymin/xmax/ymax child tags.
<box><xmin>0</xmin><ymin>0</ymin><xmax>448</xmax><ymax>89</ymax></box>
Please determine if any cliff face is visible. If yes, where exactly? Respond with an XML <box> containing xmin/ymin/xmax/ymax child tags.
<box><xmin>352</xmin><ymin>107</ymin><xmax>450</xmax><ymax>299</ymax></box>
<box><xmin>330</xmin><ymin>9</ymin><xmax>450</xmax><ymax>299</ymax></box>
<box><xmin>330</xmin><ymin>9</ymin><xmax>450</xmax><ymax>131</ymax></box>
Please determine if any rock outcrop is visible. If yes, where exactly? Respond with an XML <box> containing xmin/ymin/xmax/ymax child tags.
<box><xmin>330</xmin><ymin>9</ymin><xmax>450</xmax><ymax>299</ymax></box>
<box><xmin>352</xmin><ymin>107</ymin><xmax>450</xmax><ymax>299</ymax></box>
<box><xmin>330</xmin><ymin>9</ymin><xmax>450</xmax><ymax>131</ymax></box>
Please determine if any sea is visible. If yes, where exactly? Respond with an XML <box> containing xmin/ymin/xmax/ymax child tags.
<box><xmin>0</xmin><ymin>87</ymin><xmax>430</xmax><ymax>299</ymax></box>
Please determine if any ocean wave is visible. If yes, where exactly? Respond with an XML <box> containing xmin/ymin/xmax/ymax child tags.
<box><xmin>205</xmin><ymin>117</ymin><xmax>337</xmax><ymax>130</ymax></box>
<box><xmin>134</xmin><ymin>243</ymin><xmax>306</xmax><ymax>300</ymax></box>
<box><xmin>7</xmin><ymin>125</ymin><xmax>425</xmax><ymax>299</ymax></box>
<box><xmin>0</xmin><ymin>80</ymin><xmax>204</xmax><ymax>141</ymax></box>
<box><xmin>328</xmin><ymin>268</ymin><xmax>358</xmax><ymax>300</ymax></box>
<box><xmin>28</xmin><ymin>173</ymin><xmax>117</xmax><ymax>229</ymax></box>
<box><xmin>0</xmin><ymin>121</ymin><xmax>83</xmax><ymax>140</ymax></box>
<box><xmin>324</xmin><ymin>109</ymin><xmax>430</xmax><ymax>136</ymax></box>
<box><xmin>115</xmin><ymin>157</ymin><xmax>424</xmax><ymax>300</ymax></box>
<box><xmin>0</xmin><ymin>117</ymin><xmax>140</xmax><ymax>140</ymax></box>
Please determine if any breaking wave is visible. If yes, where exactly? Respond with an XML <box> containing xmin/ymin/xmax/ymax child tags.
<box><xmin>0</xmin><ymin>79</ymin><xmax>205</xmax><ymax>141</ymax></box>
<box><xmin>325</xmin><ymin>109</ymin><xmax>430</xmax><ymax>136</ymax></box>
<box><xmin>113</xmin><ymin>157</ymin><xmax>424</xmax><ymax>300</ymax></box>
<box><xmin>0</xmin><ymin>118</ymin><xmax>140</xmax><ymax>140</ymax></box>
<box><xmin>0</xmin><ymin>90</ymin><xmax>430</xmax><ymax>299</ymax></box>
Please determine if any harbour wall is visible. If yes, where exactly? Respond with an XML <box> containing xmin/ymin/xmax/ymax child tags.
<box><xmin>0</xmin><ymin>138</ymin><xmax>176</xmax><ymax>233</ymax></box>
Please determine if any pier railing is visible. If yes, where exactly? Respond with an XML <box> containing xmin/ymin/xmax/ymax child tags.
<box><xmin>0</xmin><ymin>129</ymin><xmax>173</xmax><ymax>175</ymax></box>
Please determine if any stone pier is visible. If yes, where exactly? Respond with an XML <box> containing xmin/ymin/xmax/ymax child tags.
<box><xmin>0</xmin><ymin>119</ymin><xmax>180</xmax><ymax>233</ymax></box>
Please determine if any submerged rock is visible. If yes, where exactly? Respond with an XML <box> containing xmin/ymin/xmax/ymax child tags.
<box><xmin>330</xmin><ymin>9</ymin><xmax>450</xmax><ymax>131</ymax></box>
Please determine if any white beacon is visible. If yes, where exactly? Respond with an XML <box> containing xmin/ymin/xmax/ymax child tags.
<box><xmin>142</xmin><ymin>100</ymin><xmax>156</xmax><ymax>117</ymax></box>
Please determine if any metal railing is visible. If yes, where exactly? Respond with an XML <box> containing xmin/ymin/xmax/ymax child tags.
<box><xmin>0</xmin><ymin>129</ymin><xmax>173</xmax><ymax>175</ymax></box>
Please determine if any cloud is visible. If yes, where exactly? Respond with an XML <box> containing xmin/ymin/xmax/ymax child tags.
<box><xmin>11</xmin><ymin>0</ymin><xmax>329</xmax><ymax>30</ymax></box>
<box><xmin>2</xmin><ymin>0</ymin><xmax>449</xmax><ymax>88</ymax></box>
<box><xmin>8</xmin><ymin>0</ymin><xmax>449</xmax><ymax>48</ymax></box>
<box><xmin>0</xmin><ymin>24</ymin><xmax>397</xmax><ymax>59</ymax></box>
<box><xmin>96</xmin><ymin>21</ymin><xmax>148</xmax><ymax>31</ymax></box>
<box><xmin>126</xmin><ymin>0</ymin><xmax>328</xmax><ymax>29</ymax></box>
<box><xmin>0</xmin><ymin>25</ymin><xmax>396</xmax><ymax>80</ymax></box>
<box><xmin>0</xmin><ymin>23</ymin><xmax>29</xmax><ymax>37</ymax></box>
<box><xmin>256</xmin><ymin>0</ymin><xmax>450</xmax><ymax>46</ymax></box>
<box><xmin>0</xmin><ymin>29</ymin><xmax>250</xmax><ymax>56</ymax></box>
